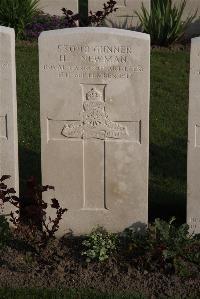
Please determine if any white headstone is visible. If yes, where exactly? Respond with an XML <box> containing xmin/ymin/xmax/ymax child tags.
<box><xmin>188</xmin><ymin>37</ymin><xmax>200</xmax><ymax>234</ymax></box>
<box><xmin>172</xmin><ymin>0</ymin><xmax>200</xmax><ymax>37</ymax></box>
<box><xmin>88</xmin><ymin>0</ymin><xmax>150</xmax><ymax>29</ymax></box>
<box><xmin>0</xmin><ymin>26</ymin><xmax>19</xmax><ymax>201</ymax></box>
<box><xmin>39</xmin><ymin>27</ymin><xmax>150</xmax><ymax>235</ymax></box>
<box><xmin>38</xmin><ymin>0</ymin><xmax>78</xmax><ymax>16</ymax></box>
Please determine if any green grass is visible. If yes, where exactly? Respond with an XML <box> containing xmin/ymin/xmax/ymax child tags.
<box><xmin>16</xmin><ymin>43</ymin><xmax>190</xmax><ymax>223</ymax></box>
<box><xmin>0</xmin><ymin>288</ymin><xmax>145</xmax><ymax>299</ymax></box>
<box><xmin>149</xmin><ymin>50</ymin><xmax>189</xmax><ymax>224</ymax></box>
<box><xmin>16</xmin><ymin>42</ymin><xmax>40</xmax><ymax>191</ymax></box>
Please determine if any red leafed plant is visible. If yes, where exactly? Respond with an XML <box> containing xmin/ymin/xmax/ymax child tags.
<box><xmin>62</xmin><ymin>0</ymin><xmax>118</xmax><ymax>27</ymax></box>
<box><xmin>0</xmin><ymin>175</ymin><xmax>67</xmax><ymax>247</ymax></box>
<box><xmin>88</xmin><ymin>0</ymin><xmax>118</xmax><ymax>27</ymax></box>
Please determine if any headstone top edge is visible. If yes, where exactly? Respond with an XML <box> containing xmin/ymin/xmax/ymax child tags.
<box><xmin>39</xmin><ymin>27</ymin><xmax>150</xmax><ymax>41</ymax></box>
<box><xmin>191</xmin><ymin>37</ymin><xmax>200</xmax><ymax>44</ymax></box>
<box><xmin>0</xmin><ymin>26</ymin><xmax>14</xmax><ymax>35</ymax></box>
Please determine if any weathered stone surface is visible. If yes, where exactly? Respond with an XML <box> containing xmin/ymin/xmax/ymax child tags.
<box><xmin>0</xmin><ymin>26</ymin><xmax>19</xmax><ymax>204</ymax></box>
<box><xmin>38</xmin><ymin>0</ymin><xmax>78</xmax><ymax>16</ymax></box>
<box><xmin>173</xmin><ymin>0</ymin><xmax>200</xmax><ymax>37</ymax></box>
<box><xmin>187</xmin><ymin>37</ymin><xmax>200</xmax><ymax>234</ymax></box>
<box><xmin>39</xmin><ymin>27</ymin><xmax>150</xmax><ymax>235</ymax></box>
<box><xmin>88</xmin><ymin>0</ymin><xmax>150</xmax><ymax>29</ymax></box>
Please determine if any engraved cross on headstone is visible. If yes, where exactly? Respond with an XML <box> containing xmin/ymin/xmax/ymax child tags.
<box><xmin>60</xmin><ymin>84</ymin><xmax>136</xmax><ymax>210</ymax></box>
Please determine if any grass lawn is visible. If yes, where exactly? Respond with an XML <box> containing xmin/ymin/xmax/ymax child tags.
<box><xmin>16</xmin><ymin>42</ymin><xmax>190</xmax><ymax>224</ymax></box>
<box><xmin>149</xmin><ymin>49</ymin><xmax>189</xmax><ymax>224</ymax></box>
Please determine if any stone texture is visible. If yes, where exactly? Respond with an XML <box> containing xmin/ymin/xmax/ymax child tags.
<box><xmin>173</xmin><ymin>0</ymin><xmax>200</xmax><ymax>37</ymax></box>
<box><xmin>38</xmin><ymin>0</ymin><xmax>78</xmax><ymax>16</ymax></box>
<box><xmin>88</xmin><ymin>0</ymin><xmax>150</xmax><ymax>29</ymax></box>
<box><xmin>187</xmin><ymin>37</ymin><xmax>200</xmax><ymax>234</ymax></box>
<box><xmin>0</xmin><ymin>26</ymin><xmax>19</xmax><ymax>205</ymax></box>
<box><xmin>39</xmin><ymin>27</ymin><xmax>150</xmax><ymax>236</ymax></box>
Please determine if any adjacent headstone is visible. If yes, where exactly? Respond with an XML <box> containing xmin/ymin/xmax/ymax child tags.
<box><xmin>0</xmin><ymin>26</ymin><xmax>19</xmax><ymax>204</ymax></box>
<box><xmin>39</xmin><ymin>27</ymin><xmax>150</xmax><ymax>235</ymax></box>
<box><xmin>188</xmin><ymin>37</ymin><xmax>200</xmax><ymax>234</ymax></box>
<box><xmin>38</xmin><ymin>0</ymin><xmax>78</xmax><ymax>16</ymax></box>
<box><xmin>88</xmin><ymin>0</ymin><xmax>150</xmax><ymax>29</ymax></box>
<box><xmin>173</xmin><ymin>0</ymin><xmax>200</xmax><ymax>38</ymax></box>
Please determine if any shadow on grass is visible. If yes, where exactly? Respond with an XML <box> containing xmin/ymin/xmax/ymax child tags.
<box><xmin>149</xmin><ymin>186</ymin><xmax>186</xmax><ymax>225</ymax></box>
<box><xmin>19</xmin><ymin>146</ymin><xmax>41</xmax><ymax>195</ymax></box>
<box><xmin>149</xmin><ymin>137</ymin><xmax>187</xmax><ymax>224</ymax></box>
<box><xmin>150</xmin><ymin>137</ymin><xmax>187</xmax><ymax>181</ymax></box>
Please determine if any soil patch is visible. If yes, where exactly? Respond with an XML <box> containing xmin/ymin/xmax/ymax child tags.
<box><xmin>0</xmin><ymin>234</ymin><xmax>199</xmax><ymax>299</ymax></box>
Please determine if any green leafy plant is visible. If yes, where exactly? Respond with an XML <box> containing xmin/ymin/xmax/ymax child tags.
<box><xmin>122</xmin><ymin>218</ymin><xmax>200</xmax><ymax>276</ymax></box>
<box><xmin>135</xmin><ymin>0</ymin><xmax>197</xmax><ymax>46</ymax></box>
<box><xmin>0</xmin><ymin>0</ymin><xmax>39</xmax><ymax>38</ymax></box>
<box><xmin>0</xmin><ymin>215</ymin><xmax>10</xmax><ymax>249</ymax></box>
<box><xmin>150</xmin><ymin>217</ymin><xmax>188</xmax><ymax>260</ymax></box>
<box><xmin>82</xmin><ymin>226</ymin><xmax>118</xmax><ymax>262</ymax></box>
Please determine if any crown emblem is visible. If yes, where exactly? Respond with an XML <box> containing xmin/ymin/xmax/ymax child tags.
<box><xmin>86</xmin><ymin>88</ymin><xmax>102</xmax><ymax>102</ymax></box>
